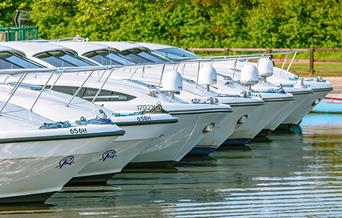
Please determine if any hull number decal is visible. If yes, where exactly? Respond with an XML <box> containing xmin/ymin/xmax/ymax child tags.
<box><xmin>137</xmin><ymin>116</ymin><xmax>152</xmax><ymax>122</ymax></box>
<box><xmin>70</xmin><ymin>128</ymin><xmax>88</xmax><ymax>134</ymax></box>
<box><xmin>137</xmin><ymin>105</ymin><xmax>155</xmax><ymax>111</ymax></box>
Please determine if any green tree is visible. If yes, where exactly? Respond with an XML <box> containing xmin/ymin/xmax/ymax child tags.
<box><xmin>0</xmin><ymin>0</ymin><xmax>31</xmax><ymax>26</ymax></box>
<box><xmin>30</xmin><ymin>0</ymin><xmax>78</xmax><ymax>39</ymax></box>
<box><xmin>2</xmin><ymin>0</ymin><xmax>339</xmax><ymax>48</ymax></box>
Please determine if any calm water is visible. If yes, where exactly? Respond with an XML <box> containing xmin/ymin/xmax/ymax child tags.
<box><xmin>1</xmin><ymin>113</ymin><xmax>341</xmax><ymax>217</ymax></box>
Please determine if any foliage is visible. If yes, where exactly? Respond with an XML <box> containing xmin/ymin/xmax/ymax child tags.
<box><xmin>0</xmin><ymin>0</ymin><xmax>31</xmax><ymax>26</ymax></box>
<box><xmin>1</xmin><ymin>0</ymin><xmax>341</xmax><ymax>48</ymax></box>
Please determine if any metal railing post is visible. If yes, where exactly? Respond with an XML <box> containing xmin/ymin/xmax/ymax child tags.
<box><xmin>66</xmin><ymin>70</ymin><xmax>94</xmax><ymax>106</ymax></box>
<box><xmin>142</xmin><ymin>66</ymin><xmax>145</xmax><ymax>78</ymax></box>
<box><xmin>181</xmin><ymin>62</ymin><xmax>186</xmax><ymax>75</ymax></box>
<box><xmin>98</xmin><ymin>69</ymin><xmax>109</xmax><ymax>82</ymax></box>
<box><xmin>30</xmin><ymin>70</ymin><xmax>56</xmax><ymax>111</ymax></box>
<box><xmin>92</xmin><ymin>68</ymin><xmax>115</xmax><ymax>103</ymax></box>
<box><xmin>49</xmin><ymin>70</ymin><xmax>64</xmax><ymax>90</ymax></box>
<box><xmin>196</xmin><ymin>60</ymin><xmax>201</xmax><ymax>87</ymax></box>
<box><xmin>128</xmin><ymin>67</ymin><xmax>140</xmax><ymax>80</ymax></box>
<box><xmin>0</xmin><ymin>73</ymin><xmax>28</xmax><ymax>114</ymax></box>
<box><xmin>286</xmin><ymin>51</ymin><xmax>297</xmax><ymax>72</ymax></box>
<box><xmin>232</xmin><ymin>58</ymin><xmax>238</xmax><ymax>80</ymax></box>
<box><xmin>157</xmin><ymin>64</ymin><xmax>166</xmax><ymax>92</ymax></box>
<box><xmin>281</xmin><ymin>54</ymin><xmax>289</xmax><ymax>69</ymax></box>
<box><xmin>9</xmin><ymin>73</ymin><xmax>26</xmax><ymax>94</ymax></box>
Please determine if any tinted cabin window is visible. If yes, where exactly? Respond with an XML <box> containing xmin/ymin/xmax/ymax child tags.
<box><xmin>86</xmin><ymin>51</ymin><xmax>114</xmax><ymax>65</ymax></box>
<box><xmin>6</xmin><ymin>55</ymin><xmax>41</xmax><ymax>68</ymax></box>
<box><xmin>59</xmin><ymin>53</ymin><xmax>93</xmax><ymax>67</ymax></box>
<box><xmin>85</xmin><ymin>50</ymin><xmax>121</xmax><ymax>66</ymax></box>
<box><xmin>35</xmin><ymin>51</ymin><xmax>95</xmax><ymax>67</ymax></box>
<box><xmin>106</xmin><ymin>52</ymin><xmax>135</xmax><ymax>65</ymax></box>
<box><xmin>0</xmin><ymin>52</ymin><xmax>41</xmax><ymax>69</ymax></box>
<box><xmin>137</xmin><ymin>52</ymin><xmax>167</xmax><ymax>64</ymax></box>
<box><xmin>154</xmin><ymin>48</ymin><xmax>198</xmax><ymax>61</ymax></box>
<box><xmin>49</xmin><ymin>86</ymin><xmax>86</xmax><ymax>97</ymax></box>
<box><xmin>0</xmin><ymin>52</ymin><xmax>19</xmax><ymax>69</ymax></box>
<box><xmin>120</xmin><ymin>50</ymin><xmax>153</xmax><ymax>64</ymax></box>
<box><xmin>37</xmin><ymin>52</ymin><xmax>74</xmax><ymax>67</ymax></box>
<box><xmin>0</xmin><ymin>58</ymin><xmax>19</xmax><ymax>69</ymax></box>
<box><xmin>49</xmin><ymin>86</ymin><xmax>136</xmax><ymax>102</ymax></box>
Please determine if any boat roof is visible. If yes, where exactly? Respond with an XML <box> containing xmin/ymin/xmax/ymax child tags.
<box><xmin>50</xmin><ymin>41</ymin><xmax>110</xmax><ymax>55</ymax></box>
<box><xmin>136</xmin><ymin>42</ymin><xmax>174</xmax><ymax>50</ymax></box>
<box><xmin>0</xmin><ymin>41</ymin><xmax>76</xmax><ymax>57</ymax></box>
<box><xmin>95</xmin><ymin>41</ymin><xmax>147</xmax><ymax>52</ymax></box>
<box><xmin>0</xmin><ymin>44</ymin><xmax>26</xmax><ymax>56</ymax></box>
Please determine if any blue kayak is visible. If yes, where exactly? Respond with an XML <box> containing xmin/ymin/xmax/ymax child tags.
<box><xmin>312</xmin><ymin>97</ymin><xmax>342</xmax><ymax>114</ymax></box>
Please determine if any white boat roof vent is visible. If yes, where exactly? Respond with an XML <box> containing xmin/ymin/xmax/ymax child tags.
<box><xmin>160</xmin><ymin>70</ymin><xmax>183</xmax><ymax>92</ymax></box>
<box><xmin>258</xmin><ymin>57</ymin><xmax>274</xmax><ymax>77</ymax></box>
<box><xmin>240</xmin><ymin>64</ymin><xmax>259</xmax><ymax>86</ymax></box>
<box><xmin>198</xmin><ymin>63</ymin><xmax>217</xmax><ymax>85</ymax></box>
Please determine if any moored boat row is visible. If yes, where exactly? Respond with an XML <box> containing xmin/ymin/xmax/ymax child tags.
<box><xmin>0</xmin><ymin>40</ymin><xmax>332</xmax><ymax>203</ymax></box>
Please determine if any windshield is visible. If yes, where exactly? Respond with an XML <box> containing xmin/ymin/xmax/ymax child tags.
<box><xmin>120</xmin><ymin>50</ymin><xmax>154</xmax><ymax>64</ymax></box>
<box><xmin>120</xmin><ymin>48</ymin><xmax>171</xmax><ymax>64</ymax></box>
<box><xmin>35</xmin><ymin>50</ymin><xmax>96</xmax><ymax>67</ymax></box>
<box><xmin>107</xmin><ymin>52</ymin><xmax>135</xmax><ymax>65</ymax></box>
<box><xmin>153</xmin><ymin>48</ymin><xmax>198</xmax><ymax>61</ymax></box>
<box><xmin>0</xmin><ymin>52</ymin><xmax>42</xmax><ymax>69</ymax></box>
<box><xmin>84</xmin><ymin>50</ymin><xmax>135</xmax><ymax>66</ymax></box>
<box><xmin>136</xmin><ymin>51</ymin><xmax>170</xmax><ymax>64</ymax></box>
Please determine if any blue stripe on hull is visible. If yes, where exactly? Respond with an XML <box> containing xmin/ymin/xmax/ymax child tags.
<box><xmin>189</xmin><ymin>138</ymin><xmax>253</xmax><ymax>155</ymax></box>
<box><xmin>189</xmin><ymin>146</ymin><xmax>217</xmax><ymax>155</ymax></box>
<box><xmin>223</xmin><ymin>138</ymin><xmax>252</xmax><ymax>145</ymax></box>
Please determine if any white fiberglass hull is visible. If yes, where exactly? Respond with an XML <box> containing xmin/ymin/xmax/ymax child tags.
<box><xmin>282</xmin><ymin>88</ymin><xmax>330</xmax><ymax>125</ymax></box>
<box><xmin>0</xmin><ymin>128</ymin><xmax>121</xmax><ymax>202</ymax></box>
<box><xmin>131</xmin><ymin>109</ymin><xmax>229</xmax><ymax>163</ymax></box>
<box><xmin>0</xmin><ymin>84</ymin><xmax>177</xmax><ymax>180</ymax></box>
<box><xmin>266</xmin><ymin>92</ymin><xmax>308</xmax><ymax>130</ymax></box>
<box><xmin>75</xmin><ymin>119</ymin><xmax>176</xmax><ymax>179</ymax></box>
<box><xmin>193</xmin><ymin>110</ymin><xmax>238</xmax><ymax>154</ymax></box>
<box><xmin>262</xmin><ymin>95</ymin><xmax>294</xmax><ymax>131</ymax></box>
<box><xmin>131</xmin><ymin>113</ymin><xmax>201</xmax><ymax>163</ymax></box>
<box><xmin>226</xmin><ymin>104</ymin><xmax>265</xmax><ymax>144</ymax></box>
<box><xmin>189</xmin><ymin>110</ymin><xmax>234</xmax><ymax>155</ymax></box>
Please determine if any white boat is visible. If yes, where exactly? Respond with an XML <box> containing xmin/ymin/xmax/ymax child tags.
<box><xmin>89</xmin><ymin>41</ymin><xmax>287</xmax><ymax>144</ymax></box>
<box><xmin>138</xmin><ymin>42</ymin><xmax>329</xmax><ymax>127</ymax></box>
<box><xmin>43</xmin><ymin>74</ymin><xmax>234</xmax><ymax>159</ymax></box>
<box><xmin>267</xmin><ymin>63</ymin><xmax>333</xmax><ymax>125</ymax></box>
<box><xmin>209</xmin><ymin>58</ymin><xmax>316</xmax><ymax>127</ymax></box>
<box><xmin>0</xmin><ymin>42</ymin><xmax>233</xmax><ymax>161</ymax></box>
<box><xmin>0</xmin><ymin>97</ymin><xmax>124</xmax><ymax>203</ymax></box>
<box><xmin>50</xmin><ymin>41</ymin><xmax>262</xmax><ymax>153</ymax></box>
<box><xmin>0</xmin><ymin>45</ymin><xmax>178</xmax><ymax>181</ymax></box>
<box><xmin>27</xmin><ymin>41</ymin><xmax>235</xmax><ymax>157</ymax></box>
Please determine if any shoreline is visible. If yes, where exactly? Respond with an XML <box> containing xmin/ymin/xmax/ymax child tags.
<box><xmin>325</xmin><ymin>77</ymin><xmax>342</xmax><ymax>97</ymax></box>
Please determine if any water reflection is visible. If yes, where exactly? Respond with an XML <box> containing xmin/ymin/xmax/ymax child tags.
<box><xmin>0</xmin><ymin>114</ymin><xmax>341</xmax><ymax>217</ymax></box>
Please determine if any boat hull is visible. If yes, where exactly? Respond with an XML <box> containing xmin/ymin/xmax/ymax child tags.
<box><xmin>267</xmin><ymin>91</ymin><xmax>308</xmax><ymax>130</ymax></box>
<box><xmin>224</xmin><ymin>103</ymin><xmax>266</xmax><ymax>145</ymax></box>
<box><xmin>190</xmin><ymin>110</ymin><xmax>233</xmax><ymax>155</ymax></box>
<box><xmin>263</xmin><ymin>97</ymin><xmax>294</xmax><ymax>131</ymax></box>
<box><xmin>192</xmin><ymin>109</ymin><xmax>245</xmax><ymax>154</ymax></box>
<box><xmin>0</xmin><ymin>134</ymin><xmax>116</xmax><ymax>202</ymax></box>
<box><xmin>73</xmin><ymin>121</ymin><xmax>176</xmax><ymax>182</ymax></box>
<box><xmin>282</xmin><ymin>90</ymin><xmax>326</xmax><ymax>125</ymax></box>
<box><xmin>131</xmin><ymin>111</ymin><xmax>224</xmax><ymax>163</ymax></box>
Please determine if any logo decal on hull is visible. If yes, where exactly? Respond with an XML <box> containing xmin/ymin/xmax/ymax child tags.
<box><xmin>101</xmin><ymin>150</ymin><xmax>117</xmax><ymax>161</ymax></box>
<box><xmin>57</xmin><ymin>155</ymin><xmax>75</xmax><ymax>169</ymax></box>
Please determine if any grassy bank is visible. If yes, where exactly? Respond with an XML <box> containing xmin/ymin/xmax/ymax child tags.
<box><xmin>191</xmin><ymin>50</ymin><xmax>342</xmax><ymax>77</ymax></box>
<box><xmin>276</xmin><ymin>62</ymin><xmax>342</xmax><ymax>77</ymax></box>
